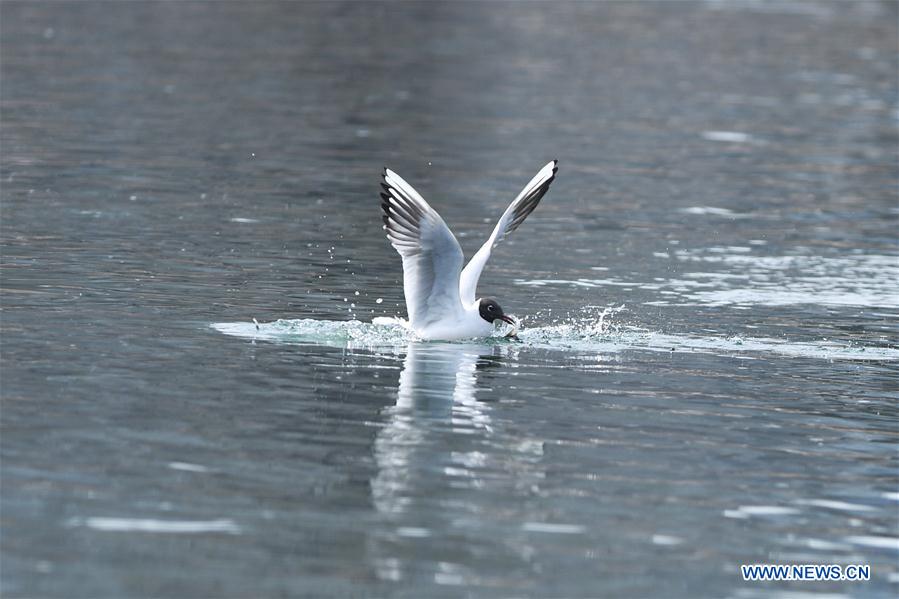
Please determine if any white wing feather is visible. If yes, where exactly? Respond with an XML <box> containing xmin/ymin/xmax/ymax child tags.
<box><xmin>458</xmin><ymin>160</ymin><xmax>558</xmax><ymax>304</ymax></box>
<box><xmin>381</xmin><ymin>168</ymin><xmax>465</xmax><ymax>328</ymax></box>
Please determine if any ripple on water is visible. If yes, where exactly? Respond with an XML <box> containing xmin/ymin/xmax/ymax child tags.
<box><xmin>844</xmin><ymin>536</ymin><xmax>899</xmax><ymax>552</ymax></box>
<box><xmin>670</xmin><ymin>250</ymin><xmax>899</xmax><ymax>308</ymax></box>
<box><xmin>517</xmin><ymin>250</ymin><xmax>899</xmax><ymax>309</ymax></box>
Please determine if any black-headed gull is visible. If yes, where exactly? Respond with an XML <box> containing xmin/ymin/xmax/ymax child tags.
<box><xmin>380</xmin><ymin>160</ymin><xmax>558</xmax><ymax>340</ymax></box>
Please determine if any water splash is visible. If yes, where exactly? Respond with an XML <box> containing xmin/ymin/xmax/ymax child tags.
<box><xmin>212</xmin><ymin>317</ymin><xmax>412</xmax><ymax>351</ymax></box>
<box><xmin>211</xmin><ymin>308</ymin><xmax>897</xmax><ymax>361</ymax></box>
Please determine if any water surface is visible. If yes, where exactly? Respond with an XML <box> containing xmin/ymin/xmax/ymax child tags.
<box><xmin>2</xmin><ymin>2</ymin><xmax>897</xmax><ymax>597</ymax></box>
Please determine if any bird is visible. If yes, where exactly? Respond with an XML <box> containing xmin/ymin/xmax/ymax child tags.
<box><xmin>380</xmin><ymin>160</ymin><xmax>558</xmax><ymax>340</ymax></box>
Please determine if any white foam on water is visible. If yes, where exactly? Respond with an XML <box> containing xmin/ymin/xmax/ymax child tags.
<box><xmin>395</xmin><ymin>527</ymin><xmax>431</xmax><ymax>538</ymax></box>
<box><xmin>794</xmin><ymin>499</ymin><xmax>876</xmax><ymax>512</ymax></box>
<box><xmin>798</xmin><ymin>538</ymin><xmax>852</xmax><ymax>551</ymax></box>
<box><xmin>680</xmin><ymin>206</ymin><xmax>749</xmax><ymax>218</ymax></box>
<box><xmin>844</xmin><ymin>536</ymin><xmax>899</xmax><ymax>551</ymax></box>
<box><xmin>516</xmin><ymin>278</ymin><xmax>625</xmax><ymax>289</ymax></box>
<box><xmin>168</xmin><ymin>462</ymin><xmax>210</xmax><ymax>473</ymax></box>
<box><xmin>651</xmin><ymin>534</ymin><xmax>684</xmax><ymax>546</ymax></box>
<box><xmin>703</xmin><ymin>0</ymin><xmax>835</xmax><ymax>18</ymax></box>
<box><xmin>521</xmin><ymin>522</ymin><xmax>586</xmax><ymax>534</ymax></box>
<box><xmin>69</xmin><ymin>517</ymin><xmax>241</xmax><ymax>534</ymax></box>
<box><xmin>701</xmin><ymin>130</ymin><xmax>755</xmax><ymax>143</ymax></box>
<box><xmin>724</xmin><ymin>505</ymin><xmax>801</xmax><ymax>519</ymax></box>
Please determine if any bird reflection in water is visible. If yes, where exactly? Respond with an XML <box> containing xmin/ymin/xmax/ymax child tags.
<box><xmin>370</xmin><ymin>342</ymin><xmax>544</xmax><ymax>584</ymax></box>
<box><xmin>372</xmin><ymin>343</ymin><xmax>503</xmax><ymax>514</ymax></box>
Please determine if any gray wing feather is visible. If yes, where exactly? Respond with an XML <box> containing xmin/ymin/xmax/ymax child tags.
<box><xmin>381</xmin><ymin>168</ymin><xmax>465</xmax><ymax>328</ymax></box>
<box><xmin>459</xmin><ymin>160</ymin><xmax>558</xmax><ymax>304</ymax></box>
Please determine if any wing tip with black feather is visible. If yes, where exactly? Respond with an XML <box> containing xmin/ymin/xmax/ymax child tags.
<box><xmin>381</xmin><ymin>167</ymin><xmax>427</xmax><ymax>255</ymax></box>
<box><xmin>505</xmin><ymin>160</ymin><xmax>558</xmax><ymax>234</ymax></box>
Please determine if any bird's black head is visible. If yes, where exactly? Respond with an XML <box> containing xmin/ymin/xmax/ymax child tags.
<box><xmin>478</xmin><ymin>298</ymin><xmax>515</xmax><ymax>325</ymax></box>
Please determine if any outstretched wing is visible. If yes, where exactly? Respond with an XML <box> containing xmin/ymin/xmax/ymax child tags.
<box><xmin>459</xmin><ymin>160</ymin><xmax>558</xmax><ymax>304</ymax></box>
<box><xmin>381</xmin><ymin>168</ymin><xmax>465</xmax><ymax>328</ymax></box>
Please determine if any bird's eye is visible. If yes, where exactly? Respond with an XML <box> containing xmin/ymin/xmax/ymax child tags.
<box><xmin>488</xmin><ymin>305</ymin><xmax>495</xmax><ymax>311</ymax></box>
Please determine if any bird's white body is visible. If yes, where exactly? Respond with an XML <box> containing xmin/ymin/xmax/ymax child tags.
<box><xmin>414</xmin><ymin>302</ymin><xmax>494</xmax><ymax>341</ymax></box>
<box><xmin>380</xmin><ymin>160</ymin><xmax>558</xmax><ymax>340</ymax></box>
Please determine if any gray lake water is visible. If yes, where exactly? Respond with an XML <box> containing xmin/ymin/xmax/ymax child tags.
<box><xmin>2</xmin><ymin>2</ymin><xmax>898</xmax><ymax>597</ymax></box>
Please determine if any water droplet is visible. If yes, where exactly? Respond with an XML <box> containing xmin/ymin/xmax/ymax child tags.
<box><xmin>376</xmin><ymin>298</ymin><xmax>383</xmax><ymax>304</ymax></box>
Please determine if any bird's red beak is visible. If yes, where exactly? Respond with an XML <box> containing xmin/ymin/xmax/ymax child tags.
<box><xmin>497</xmin><ymin>314</ymin><xmax>515</xmax><ymax>325</ymax></box>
